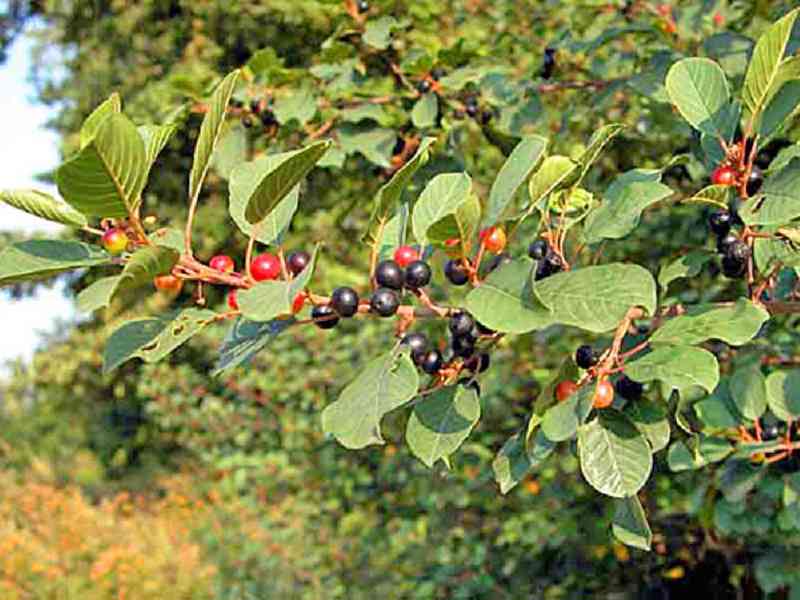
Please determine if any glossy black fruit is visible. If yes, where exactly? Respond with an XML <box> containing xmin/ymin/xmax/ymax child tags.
<box><xmin>405</xmin><ymin>260</ymin><xmax>432</xmax><ymax>289</ymax></box>
<box><xmin>575</xmin><ymin>345</ymin><xmax>598</xmax><ymax>369</ymax></box>
<box><xmin>762</xmin><ymin>424</ymin><xmax>782</xmax><ymax>441</ymax></box>
<box><xmin>746</xmin><ymin>166</ymin><xmax>764</xmax><ymax>196</ymax></box>
<box><xmin>311</xmin><ymin>304</ymin><xmax>339</xmax><ymax>330</ymax></box>
<box><xmin>286</xmin><ymin>250</ymin><xmax>311</xmax><ymax>276</ymax></box>
<box><xmin>528</xmin><ymin>239</ymin><xmax>550</xmax><ymax>260</ymax></box>
<box><xmin>401</xmin><ymin>332</ymin><xmax>428</xmax><ymax>364</ymax></box>
<box><xmin>250</xmin><ymin>99</ymin><xmax>261</xmax><ymax>114</ymax></box>
<box><xmin>356</xmin><ymin>0</ymin><xmax>369</xmax><ymax>12</ymax></box>
<box><xmin>452</xmin><ymin>334</ymin><xmax>476</xmax><ymax>358</ymax></box>
<box><xmin>716</xmin><ymin>233</ymin><xmax>739</xmax><ymax>254</ymax></box>
<box><xmin>708</xmin><ymin>211</ymin><xmax>732</xmax><ymax>237</ymax></box>
<box><xmin>331</xmin><ymin>286</ymin><xmax>359</xmax><ymax>317</ymax></box>
<box><xmin>726</xmin><ymin>240</ymin><xmax>751</xmax><ymax>262</ymax></box>
<box><xmin>721</xmin><ymin>254</ymin><xmax>747</xmax><ymax>279</ymax></box>
<box><xmin>449</xmin><ymin>311</ymin><xmax>475</xmax><ymax>338</ymax></box>
<box><xmin>417</xmin><ymin>79</ymin><xmax>432</xmax><ymax>94</ymax></box>
<box><xmin>370</xmin><ymin>287</ymin><xmax>400</xmax><ymax>316</ymax></box>
<box><xmin>615</xmin><ymin>375</ymin><xmax>643</xmax><ymax>401</ymax></box>
<box><xmin>534</xmin><ymin>252</ymin><xmax>563</xmax><ymax>281</ymax></box>
<box><xmin>375</xmin><ymin>259</ymin><xmax>404</xmax><ymax>290</ymax></box>
<box><xmin>444</xmin><ymin>259</ymin><xmax>470</xmax><ymax>286</ymax></box>
<box><xmin>260</xmin><ymin>109</ymin><xmax>277</xmax><ymax>127</ymax></box>
<box><xmin>420</xmin><ymin>350</ymin><xmax>443</xmax><ymax>375</ymax></box>
<box><xmin>469</xmin><ymin>353</ymin><xmax>490</xmax><ymax>373</ymax></box>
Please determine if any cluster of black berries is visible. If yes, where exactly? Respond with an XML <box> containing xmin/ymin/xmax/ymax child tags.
<box><xmin>400</xmin><ymin>309</ymin><xmax>491</xmax><ymax>377</ymax></box>
<box><xmin>454</xmin><ymin>95</ymin><xmax>492</xmax><ymax>125</ymax></box>
<box><xmin>415</xmin><ymin>68</ymin><xmax>445</xmax><ymax>95</ymax></box>
<box><xmin>708</xmin><ymin>207</ymin><xmax>750</xmax><ymax>279</ymax></box>
<box><xmin>230</xmin><ymin>97</ymin><xmax>277</xmax><ymax>130</ymax></box>
<box><xmin>575</xmin><ymin>344</ymin><xmax>644</xmax><ymax>400</ymax></box>
<box><xmin>528</xmin><ymin>239</ymin><xmax>564</xmax><ymax>281</ymax></box>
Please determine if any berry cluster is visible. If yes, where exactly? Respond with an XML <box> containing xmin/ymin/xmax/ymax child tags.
<box><xmin>708</xmin><ymin>208</ymin><xmax>750</xmax><ymax>279</ymax></box>
<box><xmin>230</xmin><ymin>96</ymin><xmax>277</xmax><ymax>131</ymax></box>
<box><xmin>527</xmin><ymin>238</ymin><xmax>564</xmax><ymax>280</ymax></box>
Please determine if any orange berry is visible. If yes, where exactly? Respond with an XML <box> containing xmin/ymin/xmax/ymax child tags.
<box><xmin>555</xmin><ymin>380</ymin><xmax>579</xmax><ymax>402</ymax></box>
<box><xmin>480</xmin><ymin>227</ymin><xmax>507</xmax><ymax>254</ymax></box>
<box><xmin>153</xmin><ymin>274</ymin><xmax>182</xmax><ymax>293</ymax></box>
<box><xmin>593</xmin><ymin>379</ymin><xmax>615</xmax><ymax>408</ymax></box>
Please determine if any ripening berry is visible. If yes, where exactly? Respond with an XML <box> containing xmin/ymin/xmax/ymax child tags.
<box><xmin>291</xmin><ymin>292</ymin><xmax>306</xmax><ymax>314</ymax></box>
<box><xmin>286</xmin><ymin>251</ymin><xmax>311</xmax><ymax>276</ymax></box>
<box><xmin>250</xmin><ymin>253</ymin><xmax>282</xmax><ymax>282</ymax></box>
<box><xmin>555</xmin><ymin>380</ymin><xmax>578</xmax><ymax>402</ymax></box>
<box><xmin>153</xmin><ymin>274</ymin><xmax>182</xmax><ymax>293</ymax></box>
<box><xmin>227</xmin><ymin>289</ymin><xmax>239</xmax><ymax>311</ymax></box>
<box><xmin>393</xmin><ymin>245</ymin><xmax>419</xmax><ymax>268</ymax></box>
<box><xmin>102</xmin><ymin>228</ymin><xmax>129</xmax><ymax>255</ymax></box>
<box><xmin>713</xmin><ymin>12</ymin><xmax>724</xmax><ymax>26</ymax></box>
<box><xmin>711</xmin><ymin>165</ymin><xmax>737</xmax><ymax>186</ymax></box>
<box><xmin>331</xmin><ymin>286</ymin><xmax>359</xmax><ymax>317</ymax></box>
<box><xmin>593</xmin><ymin>379</ymin><xmax>615</xmax><ymax>408</ymax></box>
<box><xmin>480</xmin><ymin>227</ymin><xmax>507</xmax><ymax>254</ymax></box>
<box><xmin>657</xmin><ymin>3</ymin><xmax>671</xmax><ymax>16</ymax></box>
<box><xmin>209</xmin><ymin>255</ymin><xmax>235</xmax><ymax>273</ymax></box>
<box><xmin>311</xmin><ymin>304</ymin><xmax>339</xmax><ymax>330</ymax></box>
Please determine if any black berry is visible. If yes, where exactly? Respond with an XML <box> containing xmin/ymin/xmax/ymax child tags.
<box><xmin>356</xmin><ymin>0</ymin><xmax>369</xmax><ymax>12</ymax></box>
<box><xmin>311</xmin><ymin>304</ymin><xmax>339</xmax><ymax>330</ymax></box>
<box><xmin>721</xmin><ymin>254</ymin><xmax>747</xmax><ymax>279</ymax></box>
<box><xmin>401</xmin><ymin>332</ymin><xmax>428</xmax><ymax>364</ymax></box>
<box><xmin>449</xmin><ymin>311</ymin><xmax>475</xmax><ymax>338</ymax></box>
<box><xmin>331</xmin><ymin>286</ymin><xmax>359</xmax><ymax>317</ymax></box>
<box><xmin>260</xmin><ymin>109</ymin><xmax>277</xmax><ymax>127</ymax></box>
<box><xmin>534</xmin><ymin>252</ymin><xmax>563</xmax><ymax>281</ymax></box>
<box><xmin>370</xmin><ymin>287</ymin><xmax>400</xmax><ymax>317</ymax></box>
<box><xmin>375</xmin><ymin>260</ymin><xmax>404</xmax><ymax>290</ymax></box>
<box><xmin>452</xmin><ymin>334</ymin><xmax>476</xmax><ymax>358</ymax></box>
<box><xmin>746</xmin><ymin>166</ymin><xmax>764</xmax><ymax>196</ymax></box>
<box><xmin>762</xmin><ymin>424</ymin><xmax>782</xmax><ymax>441</ymax></box>
<box><xmin>405</xmin><ymin>260</ymin><xmax>431</xmax><ymax>289</ymax></box>
<box><xmin>708</xmin><ymin>211</ymin><xmax>731</xmax><ymax>237</ymax></box>
<box><xmin>286</xmin><ymin>250</ymin><xmax>311</xmax><ymax>275</ymax></box>
<box><xmin>465</xmin><ymin>98</ymin><xmax>479</xmax><ymax>118</ymax></box>
<box><xmin>467</xmin><ymin>352</ymin><xmax>490</xmax><ymax>373</ymax></box>
<box><xmin>417</xmin><ymin>79</ymin><xmax>432</xmax><ymax>94</ymax></box>
<box><xmin>716</xmin><ymin>233</ymin><xmax>739</xmax><ymax>254</ymax></box>
<box><xmin>528</xmin><ymin>239</ymin><xmax>550</xmax><ymax>260</ymax></box>
<box><xmin>726</xmin><ymin>240</ymin><xmax>751</xmax><ymax>262</ymax></box>
<box><xmin>575</xmin><ymin>345</ymin><xmax>598</xmax><ymax>369</ymax></box>
<box><xmin>230</xmin><ymin>98</ymin><xmax>244</xmax><ymax>109</ymax></box>
<box><xmin>479</xmin><ymin>110</ymin><xmax>493</xmax><ymax>125</ymax></box>
<box><xmin>541</xmin><ymin>47</ymin><xmax>556</xmax><ymax>79</ymax></box>
<box><xmin>444</xmin><ymin>259</ymin><xmax>470</xmax><ymax>286</ymax></box>
<box><xmin>420</xmin><ymin>350</ymin><xmax>443</xmax><ymax>375</ymax></box>
<box><xmin>615</xmin><ymin>375</ymin><xmax>643</xmax><ymax>401</ymax></box>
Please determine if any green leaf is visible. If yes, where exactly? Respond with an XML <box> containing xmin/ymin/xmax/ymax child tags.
<box><xmin>766</xmin><ymin>370</ymin><xmax>800</xmax><ymax>422</ymax></box>
<box><xmin>742</xmin><ymin>8</ymin><xmax>799</xmax><ymax>117</ymax></box>
<box><xmin>244</xmin><ymin>141</ymin><xmax>331</xmax><ymax>224</ymax></box>
<box><xmin>685</xmin><ymin>184</ymin><xmax>732</xmax><ymax>208</ymax></box>
<box><xmin>658</xmin><ymin>251</ymin><xmax>715</xmax><ymax>291</ymax></box>
<box><xmin>578</xmin><ymin>411</ymin><xmax>653</xmax><ymax>498</ymax></box>
<box><xmin>625</xmin><ymin>399</ymin><xmax>670</xmax><ymax>453</ymax></box>
<box><xmin>103</xmin><ymin>308</ymin><xmax>216</xmax><ymax>373</ymax></box>
<box><xmin>0</xmin><ymin>240</ymin><xmax>110</xmax><ymax>286</ymax></box>
<box><xmin>188</xmin><ymin>70</ymin><xmax>240</xmax><ymax>207</ymax></box>
<box><xmin>340</xmin><ymin>104</ymin><xmax>391</xmax><ymax>125</ymax></box>
<box><xmin>492</xmin><ymin>429</ymin><xmax>555</xmax><ymax>495</ymax></box>
<box><xmin>362</xmin><ymin>16</ymin><xmax>408</xmax><ymax>49</ymax></box>
<box><xmin>273</xmin><ymin>88</ymin><xmax>317</xmax><ymax>126</ymax></box>
<box><xmin>650</xmin><ymin>299</ymin><xmax>769</xmax><ymax>346</ymax></box>
<box><xmin>411</xmin><ymin>172</ymin><xmax>475</xmax><ymax>245</ymax></box>
<box><xmin>730</xmin><ymin>363</ymin><xmax>768</xmax><ymax>420</ymax></box>
<box><xmin>612</xmin><ymin>496</ymin><xmax>652</xmax><ymax>551</ymax></box>
<box><xmin>229</xmin><ymin>154</ymin><xmax>300</xmax><ymax>245</ymax></box>
<box><xmin>57</xmin><ymin>113</ymin><xmax>148</xmax><ymax>218</ymax></box>
<box><xmin>406</xmin><ymin>384</ymin><xmax>480</xmax><ymax>468</ymax></box>
<box><xmin>484</xmin><ymin>135</ymin><xmax>548</xmax><ymax>226</ymax></box>
<box><xmin>694</xmin><ymin>382</ymin><xmax>745</xmax><ymax>431</ymax></box>
<box><xmin>212</xmin><ymin>317</ymin><xmax>296</xmax><ymax>376</ymax></box>
<box><xmin>758</xmin><ymin>80</ymin><xmax>800</xmax><ymax>140</ymax></box>
<box><xmin>411</xmin><ymin>93</ymin><xmax>438</xmax><ymax>129</ymax></box>
<box><xmin>366</xmin><ymin>137</ymin><xmax>436</xmax><ymax>240</ymax></box>
<box><xmin>0</xmin><ymin>189</ymin><xmax>87</xmax><ymax>227</ymax></box>
<box><xmin>79</xmin><ymin>92</ymin><xmax>121</xmax><ymax>148</ymax></box>
<box><xmin>138</xmin><ymin>124</ymin><xmax>176</xmax><ymax>171</ymax></box>
<box><xmin>238</xmin><ymin>245</ymin><xmax>319</xmax><ymax>322</ymax></box>
<box><xmin>338</xmin><ymin>124</ymin><xmax>396</xmax><ymax>167</ymax></box>
<box><xmin>464</xmin><ymin>258</ymin><xmax>553</xmax><ymax>334</ymax></box>
<box><xmin>210</xmin><ymin>122</ymin><xmax>247</xmax><ymax>180</ymax></box>
<box><xmin>624</xmin><ymin>345</ymin><xmax>719</xmax><ymax>395</ymax></box>
<box><xmin>377</xmin><ymin>204</ymin><xmax>409</xmax><ymax>261</ymax></box>
<box><xmin>149</xmin><ymin>228</ymin><xmax>185</xmax><ymax>253</ymax></box>
<box><xmin>533</xmin><ymin>263</ymin><xmax>657</xmax><ymax>333</ymax></box>
<box><xmin>584</xmin><ymin>169</ymin><xmax>673</xmax><ymax>244</ymax></box>
<box><xmin>526</xmin><ymin>155</ymin><xmax>578</xmax><ymax>210</ymax></box>
<box><xmin>541</xmin><ymin>385</ymin><xmax>595</xmax><ymax>442</ymax></box>
<box><xmin>575</xmin><ymin>123</ymin><xmax>625</xmax><ymax>183</ymax></box>
<box><xmin>76</xmin><ymin>276</ymin><xmax>123</xmax><ymax>313</ymax></box>
<box><xmin>321</xmin><ymin>348</ymin><xmax>420</xmax><ymax>449</ymax></box>
<box><xmin>667</xmin><ymin>436</ymin><xmax>733</xmax><ymax>472</ymax></box>
<box><xmin>665</xmin><ymin>58</ymin><xmax>731</xmax><ymax>136</ymax></box>
<box><xmin>529</xmin><ymin>359</ymin><xmax>580</xmax><ymax>443</ymax></box>
<box><xmin>740</xmin><ymin>158</ymin><xmax>800</xmax><ymax>226</ymax></box>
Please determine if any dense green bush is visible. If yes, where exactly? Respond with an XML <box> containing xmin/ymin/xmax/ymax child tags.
<box><xmin>2</xmin><ymin>1</ymin><xmax>800</xmax><ymax>597</ymax></box>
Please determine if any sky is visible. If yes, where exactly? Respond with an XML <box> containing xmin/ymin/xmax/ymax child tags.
<box><xmin>0</xmin><ymin>35</ymin><xmax>76</xmax><ymax>370</ymax></box>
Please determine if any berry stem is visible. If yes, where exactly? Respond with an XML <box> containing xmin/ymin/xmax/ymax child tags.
<box><xmin>277</xmin><ymin>246</ymin><xmax>290</xmax><ymax>281</ymax></box>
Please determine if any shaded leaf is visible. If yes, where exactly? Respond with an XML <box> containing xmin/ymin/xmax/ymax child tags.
<box><xmin>213</xmin><ymin>317</ymin><xmax>296</xmax><ymax>376</ymax></box>
<box><xmin>492</xmin><ymin>429</ymin><xmax>555</xmax><ymax>495</ymax></box>
<box><xmin>730</xmin><ymin>363</ymin><xmax>768</xmax><ymax>420</ymax></box>
<box><xmin>766</xmin><ymin>370</ymin><xmax>800</xmax><ymax>422</ymax></box>
<box><xmin>658</xmin><ymin>250</ymin><xmax>715</xmax><ymax>291</ymax></box>
<box><xmin>612</xmin><ymin>496</ymin><xmax>652</xmax><ymax>551</ymax></box>
<box><xmin>0</xmin><ymin>240</ymin><xmax>110</xmax><ymax>286</ymax></box>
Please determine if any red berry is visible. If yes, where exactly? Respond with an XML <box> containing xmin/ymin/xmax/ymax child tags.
<box><xmin>101</xmin><ymin>228</ymin><xmax>129</xmax><ymax>255</ymax></box>
<box><xmin>227</xmin><ymin>289</ymin><xmax>239</xmax><ymax>311</ymax></box>
<box><xmin>480</xmin><ymin>227</ymin><xmax>507</xmax><ymax>254</ymax></box>
<box><xmin>393</xmin><ymin>245</ymin><xmax>419</xmax><ymax>268</ymax></box>
<box><xmin>291</xmin><ymin>292</ymin><xmax>306</xmax><ymax>314</ymax></box>
<box><xmin>250</xmin><ymin>253</ymin><xmax>281</xmax><ymax>281</ymax></box>
<box><xmin>593</xmin><ymin>379</ymin><xmax>615</xmax><ymax>409</ymax></box>
<box><xmin>711</xmin><ymin>165</ymin><xmax>737</xmax><ymax>186</ymax></box>
<box><xmin>713</xmin><ymin>12</ymin><xmax>724</xmax><ymax>26</ymax></box>
<box><xmin>209</xmin><ymin>255</ymin><xmax>235</xmax><ymax>273</ymax></box>
<box><xmin>555</xmin><ymin>380</ymin><xmax>578</xmax><ymax>402</ymax></box>
<box><xmin>657</xmin><ymin>3</ymin><xmax>671</xmax><ymax>16</ymax></box>
<box><xmin>153</xmin><ymin>274</ymin><xmax>182</xmax><ymax>292</ymax></box>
